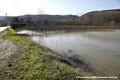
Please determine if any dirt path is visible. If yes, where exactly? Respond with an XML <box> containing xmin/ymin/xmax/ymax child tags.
<box><xmin>0</xmin><ymin>37</ymin><xmax>17</xmax><ymax>67</ymax></box>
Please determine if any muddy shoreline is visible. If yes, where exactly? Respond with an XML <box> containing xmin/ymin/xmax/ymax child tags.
<box><xmin>46</xmin><ymin>46</ymin><xmax>111</xmax><ymax>77</ymax></box>
<box><xmin>46</xmin><ymin>47</ymin><xmax>97</xmax><ymax>76</ymax></box>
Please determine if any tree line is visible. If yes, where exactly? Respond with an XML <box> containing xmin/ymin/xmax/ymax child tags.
<box><xmin>10</xmin><ymin>9</ymin><xmax>120</xmax><ymax>32</ymax></box>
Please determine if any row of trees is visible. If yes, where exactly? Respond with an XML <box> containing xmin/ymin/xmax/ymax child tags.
<box><xmin>10</xmin><ymin>16</ymin><xmax>120</xmax><ymax>32</ymax></box>
<box><xmin>11</xmin><ymin>17</ymin><xmax>34</xmax><ymax>29</ymax></box>
<box><xmin>11</xmin><ymin>17</ymin><xmax>78</xmax><ymax>29</ymax></box>
<box><xmin>11</xmin><ymin>15</ymin><xmax>120</xmax><ymax>29</ymax></box>
<box><xmin>0</xmin><ymin>20</ymin><xmax>6</xmax><ymax>26</ymax></box>
<box><xmin>10</xmin><ymin>9</ymin><xmax>120</xmax><ymax>31</ymax></box>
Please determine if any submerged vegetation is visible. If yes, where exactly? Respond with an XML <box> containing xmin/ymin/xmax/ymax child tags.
<box><xmin>0</xmin><ymin>28</ymin><xmax>93</xmax><ymax>80</ymax></box>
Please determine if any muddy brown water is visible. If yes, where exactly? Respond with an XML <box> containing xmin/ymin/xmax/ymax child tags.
<box><xmin>17</xmin><ymin>30</ymin><xmax>120</xmax><ymax>77</ymax></box>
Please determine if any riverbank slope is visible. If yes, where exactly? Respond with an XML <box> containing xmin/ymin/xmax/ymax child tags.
<box><xmin>0</xmin><ymin>28</ymin><xmax>91</xmax><ymax>80</ymax></box>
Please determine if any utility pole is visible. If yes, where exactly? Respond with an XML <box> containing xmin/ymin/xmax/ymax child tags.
<box><xmin>5</xmin><ymin>13</ymin><xmax>7</xmax><ymax>26</ymax></box>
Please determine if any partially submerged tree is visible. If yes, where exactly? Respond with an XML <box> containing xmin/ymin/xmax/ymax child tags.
<box><xmin>0</xmin><ymin>20</ymin><xmax>5</xmax><ymax>26</ymax></box>
<box><xmin>11</xmin><ymin>17</ymin><xmax>26</xmax><ymax>29</ymax></box>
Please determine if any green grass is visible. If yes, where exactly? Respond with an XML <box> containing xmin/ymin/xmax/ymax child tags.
<box><xmin>0</xmin><ymin>28</ymin><xmax>92</xmax><ymax>80</ymax></box>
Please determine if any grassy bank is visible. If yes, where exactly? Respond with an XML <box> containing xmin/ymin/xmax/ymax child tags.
<box><xmin>0</xmin><ymin>28</ymin><xmax>92</xmax><ymax>80</ymax></box>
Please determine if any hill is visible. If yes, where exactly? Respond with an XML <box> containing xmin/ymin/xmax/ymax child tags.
<box><xmin>0</xmin><ymin>9</ymin><xmax>120</xmax><ymax>26</ymax></box>
<box><xmin>78</xmin><ymin>9</ymin><xmax>120</xmax><ymax>26</ymax></box>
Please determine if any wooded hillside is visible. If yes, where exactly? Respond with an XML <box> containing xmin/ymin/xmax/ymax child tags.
<box><xmin>78</xmin><ymin>9</ymin><xmax>120</xmax><ymax>26</ymax></box>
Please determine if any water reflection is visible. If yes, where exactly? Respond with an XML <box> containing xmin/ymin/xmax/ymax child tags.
<box><xmin>18</xmin><ymin>30</ymin><xmax>120</xmax><ymax>76</ymax></box>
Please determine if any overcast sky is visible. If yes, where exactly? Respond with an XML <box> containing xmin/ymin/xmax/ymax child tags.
<box><xmin>0</xmin><ymin>0</ymin><xmax>120</xmax><ymax>16</ymax></box>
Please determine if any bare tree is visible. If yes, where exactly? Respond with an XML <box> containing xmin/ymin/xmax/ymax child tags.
<box><xmin>38</xmin><ymin>8</ymin><xmax>45</xmax><ymax>25</ymax></box>
<box><xmin>37</xmin><ymin>8</ymin><xmax>45</xmax><ymax>32</ymax></box>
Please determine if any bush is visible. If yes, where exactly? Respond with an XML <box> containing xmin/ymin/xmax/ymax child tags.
<box><xmin>6</xmin><ymin>27</ymin><xmax>15</xmax><ymax>35</ymax></box>
<box><xmin>1</xmin><ymin>27</ymin><xmax>15</xmax><ymax>39</ymax></box>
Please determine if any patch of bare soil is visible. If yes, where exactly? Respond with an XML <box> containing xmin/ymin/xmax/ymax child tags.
<box><xmin>0</xmin><ymin>38</ymin><xmax>17</xmax><ymax>67</ymax></box>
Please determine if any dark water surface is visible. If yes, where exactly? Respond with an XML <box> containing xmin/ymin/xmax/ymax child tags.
<box><xmin>17</xmin><ymin>30</ymin><xmax>120</xmax><ymax>76</ymax></box>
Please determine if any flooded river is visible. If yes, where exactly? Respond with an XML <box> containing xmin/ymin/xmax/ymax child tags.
<box><xmin>18</xmin><ymin>30</ymin><xmax>120</xmax><ymax>76</ymax></box>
